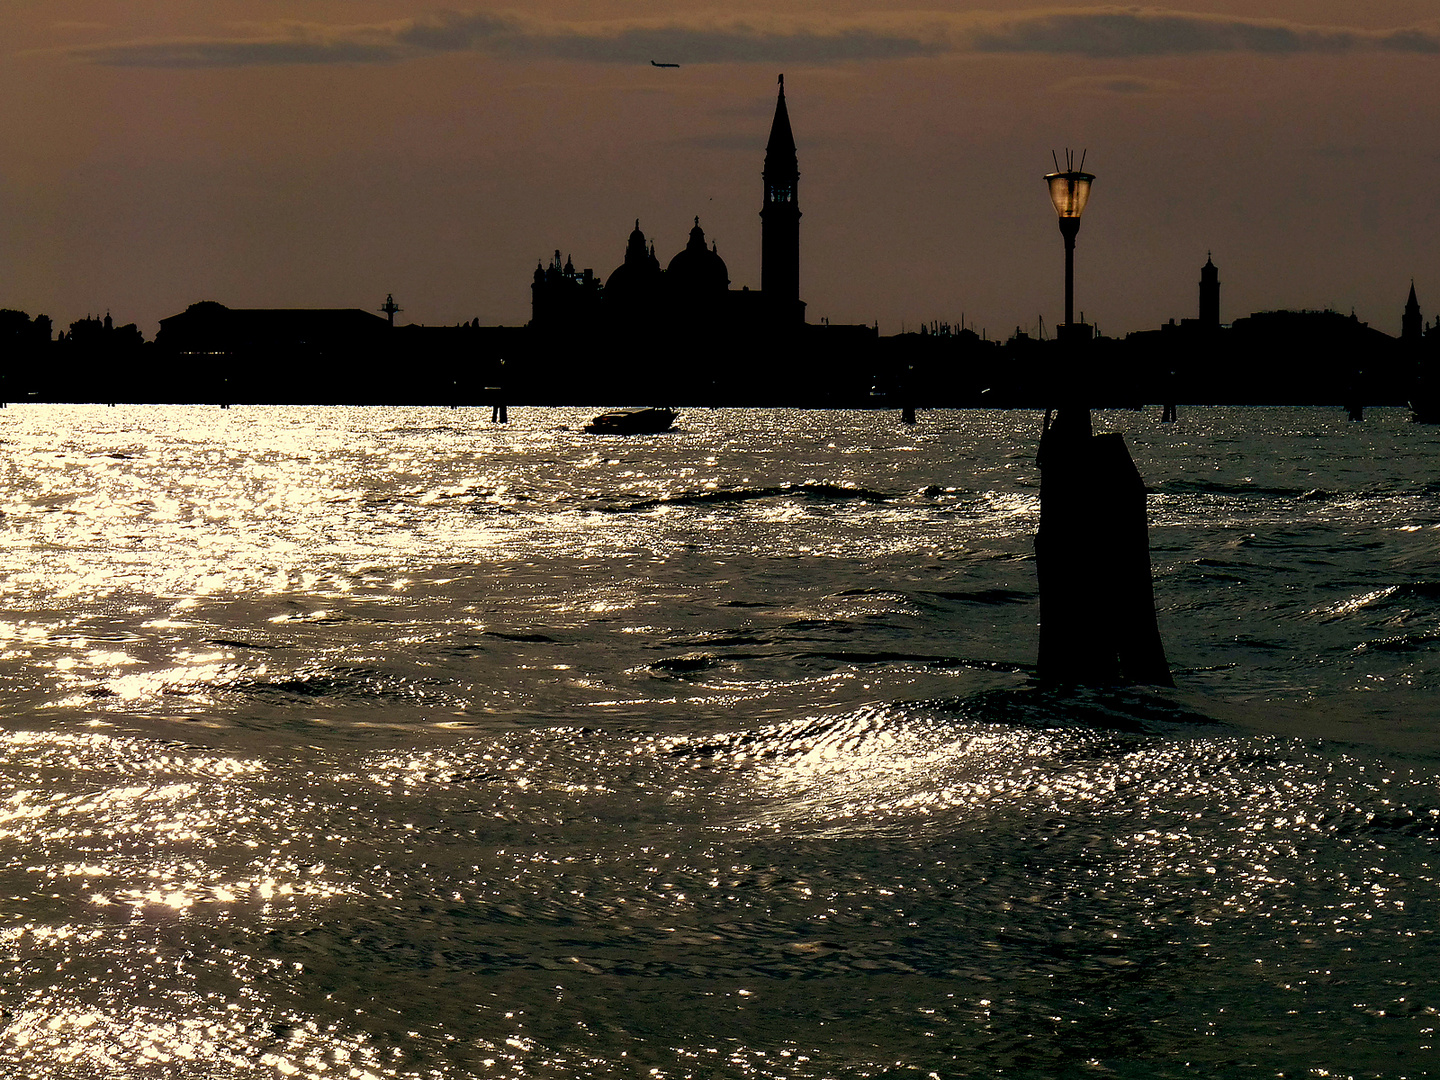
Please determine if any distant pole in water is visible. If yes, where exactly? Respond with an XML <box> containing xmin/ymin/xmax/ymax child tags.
<box><xmin>1161</xmin><ymin>403</ymin><xmax>1177</xmax><ymax>423</ymax></box>
<box><xmin>487</xmin><ymin>385</ymin><xmax>508</xmax><ymax>423</ymax></box>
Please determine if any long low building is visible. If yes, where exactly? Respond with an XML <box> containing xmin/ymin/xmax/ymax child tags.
<box><xmin>149</xmin><ymin>301</ymin><xmax>517</xmax><ymax>404</ymax></box>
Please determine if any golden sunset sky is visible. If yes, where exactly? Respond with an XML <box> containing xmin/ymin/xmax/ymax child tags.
<box><xmin>3</xmin><ymin>1</ymin><xmax>1437</xmax><ymax>338</ymax></box>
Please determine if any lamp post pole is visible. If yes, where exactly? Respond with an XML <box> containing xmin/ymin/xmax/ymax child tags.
<box><xmin>1060</xmin><ymin>217</ymin><xmax>1079</xmax><ymax>329</ymax></box>
<box><xmin>1043</xmin><ymin>153</ymin><xmax>1095</xmax><ymax>437</ymax></box>
<box><xmin>1034</xmin><ymin>149</ymin><xmax>1172</xmax><ymax>686</ymax></box>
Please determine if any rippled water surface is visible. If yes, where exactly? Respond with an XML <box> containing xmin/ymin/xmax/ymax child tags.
<box><xmin>1</xmin><ymin>405</ymin><xmax>1438</xmax><ymax>1078</ymax></box>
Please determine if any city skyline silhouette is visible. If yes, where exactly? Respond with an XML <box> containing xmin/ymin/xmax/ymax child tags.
<box><xmin>1</xmin><ymin>3</ymin><xmax>1435</xmax><ymax>342</ymax></box>
<box><xmin>1</xmin><ymin>69</ymin><xmax>1434</xmax><ymax>410</ymax></box>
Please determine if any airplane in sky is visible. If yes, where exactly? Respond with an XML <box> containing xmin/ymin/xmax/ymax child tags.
<box><xmin>650</xmin><ymin>60</ymin><xmax>680</xmax><ymax>68</ymax></box>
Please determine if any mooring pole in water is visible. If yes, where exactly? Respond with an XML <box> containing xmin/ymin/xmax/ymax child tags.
<box><xmin>1036</xmin><ymin>408</ymin><xmax>1172</xmax><ymax>685</ymax></box>
<box><xmin>485</xmin><ymin>386</ymin><xmax>508</xmax><ymax>423</ymax></box>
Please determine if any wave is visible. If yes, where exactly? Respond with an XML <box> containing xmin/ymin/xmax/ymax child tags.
<box><xmin>1355</xmin><ymin>630</ymin><xmax>1440</xmax><ymax>653</ymax></box>
<box><xmin>1314</xmin><ymin>582</ymin><xmax>1440</xmax><ymax>620</ymax></box>
<box><xmin>1394</xmin><ymin>582</ymin><xmax>1440</xmax><ymax>601</ymax></box>
<box><xmin>1155</xmin><ymin>478</ymin><xmax>1313</xmax><ymax>498</ymax></box>
<box><xmin>924</xmin><ymin>587</ymin><xmax>1031</xmax><ymax>605</ymax></box>
<box><xmin>1180</xmin><ymin>557</ymin><xmax>1250</xmax><ymax>583</ymax></box>
<box><xmin>223</xmin><ymin>666</ymin><xmax>454</xmax><ymax>706</ymax></box>
<box><xmin>595</xmin><ymin>481</ymin><xmax>891</xmax><ymax>513</ymax></box>
<box><xmin>789</xmin><ymin>649</ymin><xmax>1030</xmax><ymax>673</ymax></box>
<box><xmin>382</xmin><ymin>424</ymin><xmax>468</xmax><ymax>436</ymax></box>
<box><xmin>648</xmin><ymin>653</ymin><xmax>728</xmax><ymax>675</ymax></box>
<box><xmin>1328</xmin><ymin>805</ymin><xmax>1440</xmax><ymax>839</ymax></box>
<box><xmin>920</xmin><ymin>685</ymin><xmax>1219</xmax><ymax>732</ymax></box>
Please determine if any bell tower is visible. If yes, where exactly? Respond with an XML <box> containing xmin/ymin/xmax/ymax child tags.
<box><xmin>761</xmin><ymin>74</ymin><xmax>803</xmax><ymax>325</ymax></box>
<box><xmin>1403</xmin><ymin>281</ymin><xmax>1422</xmax><ymax>344</ymax></box>
<box><xmin>1199</xmin><ymin>253</ymin><xmax>1220</xmax><ymax>330</ymax></box>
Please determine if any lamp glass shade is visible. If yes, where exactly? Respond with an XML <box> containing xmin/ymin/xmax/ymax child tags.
<box><xmin>1045</xmin><ymin>171</ymin><xmax>1094</xmax><ymax>219</ymax></box>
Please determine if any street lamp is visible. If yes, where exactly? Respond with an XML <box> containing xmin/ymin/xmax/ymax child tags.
<box><xmin>1032</xmin><ymin>149</ymin><xmax>1172</xmax><ymax>688</ymax></box>
<box><xmin>1044</xmin><ymin>150</ymin><xmax>1093</xmax><ymax>330</ymax></box>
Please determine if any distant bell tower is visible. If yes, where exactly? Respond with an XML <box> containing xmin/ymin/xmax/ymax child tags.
<box><xmin>761</xmin><ymin>74</ymin><xmax>803</xmax><ymax>325</ymax></box>
<box><xmin>1403</xmin><ymin>281</ymin><xmax>1422</xmax><ymax>344</ymax></box>
<box><xmin>380</xmin><ymin>294</ymin><xmax>402</xmax><ymax>326</ymax></box>
<box><xmin>1199</xmin><ymin>253</ymin><xmax>1220</xmax><ymax>330</ymax></box>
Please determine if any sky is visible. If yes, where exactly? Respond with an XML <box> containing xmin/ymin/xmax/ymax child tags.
<box><xmin>3</xmin><ymin>1</ymin><xmax>1438</xmax><ymax>340</ymax></box>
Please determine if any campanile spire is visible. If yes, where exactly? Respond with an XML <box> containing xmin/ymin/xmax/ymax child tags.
<box><xmin>1404</xmin><ymin>280</ymin><xmax>1422</xmax><ymax>344</ymax></box>
<box><xmin>761</xmin><ymin>74</ymin><xmax>803</xmax><ymax>324</ymax></box>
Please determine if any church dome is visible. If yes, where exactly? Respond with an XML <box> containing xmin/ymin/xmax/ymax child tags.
<box><xmin>666</xmin><ymin>218</ymin><xmax>730</xmax><ymax>295</ymax></box>
<box><xmin>606</xmin><ymin>219</ymin><xmax>663</xmax><ymax>299</ymax></box>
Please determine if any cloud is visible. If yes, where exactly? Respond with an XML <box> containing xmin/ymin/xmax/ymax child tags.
<box><xmin>64</xmin><ymin>7</ymin><xmax>1440</xmax><ymax>69</ymax></box>
<box><xmin>1050</xmin><ymin>74</ymin><xmax>1184</xmax><ymax>95</ymax></box>
<box><xmin>397</xmin><ymin>10</ymin><xmax>945</xmax><ymax>64</ymax></box>
<box><xmin>77</xmin><ymin>39</ymin><xmax>403</xmax><ymax>68</ymax></box>
<box><xmin>70</xmin><ymin>22</ymin><xmax>406</xmax><ymax>67</ymax></box>
<box><xmin>969</xmin><ymin>10</ymin><xmax>1440</xmax><ymax>57</ymax></box>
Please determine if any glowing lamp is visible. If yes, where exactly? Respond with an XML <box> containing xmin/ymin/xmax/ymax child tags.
<box><xmin>1045</xmin><ymin>170</ymin><xmax>1094</xmax><ymax>222</ymax></box>
<box><xmin>1044</xmin><ymin>150</ymin><xmax>1094</xmax><ymax>329</ymax></box>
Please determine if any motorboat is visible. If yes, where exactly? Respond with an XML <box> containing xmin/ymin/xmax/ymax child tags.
<box><xmin>583</xmin><ymin>407</ymin><xmax>678</xmax><ymax>435</ymax></box>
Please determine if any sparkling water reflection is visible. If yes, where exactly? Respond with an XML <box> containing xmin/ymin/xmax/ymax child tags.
<box><xmin>0</xmin><ymin>405</ymin><xmax>1438</xmax><ymax>1077</ymax></box>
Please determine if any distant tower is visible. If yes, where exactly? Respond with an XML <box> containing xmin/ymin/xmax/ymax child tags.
<box><xmin>1199</xmin><ymin>253</ymin><xmax>1220</xmax><ymax>330</ymax></box>
<box><xmin>1403</xmin><ymin>281</ymin><xmax>1422</xmax><ymax>344</ymax></box>
<box><xmin>380</xmin><ymin>294</ymin><xmax>402</xmax><ymax>326</ymax></box>
<box><xmin>761</xmin><ymin>74</ymin><xmax>803</xmax><ymax>324</ymax></box>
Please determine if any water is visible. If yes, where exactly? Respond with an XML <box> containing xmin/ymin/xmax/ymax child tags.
<box><xmin>1</xmin><ymin>405</ymin><xmax>1437</xmax><ymax>1078</ymax></box>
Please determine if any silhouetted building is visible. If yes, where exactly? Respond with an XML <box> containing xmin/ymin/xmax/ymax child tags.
<box><xmin>761</xmin><ymin>74</ymin><xmax>804</xmax><ymax>326</ymax></box>
<box><xmin>531</xmin><ymin>77</ymin><xmax>805</xmax><ymax>340</ymax></box>
<box><xmin>512</xmin><ymin>75</ymin><xmax>881</xmax><ymax>404</ymax></box>
<box><xmin>1403</xmin><ymin>281</ymin><xmax>1422</xmax><ymax>345</ymax></box>
<box><xmin>63</xmin><ymin>312</ymin><xmax>144</xmax><ymax>355</ymax></box>
<box><xmin>1406</xmin><ymin>284</ymin><xmax>1440</xmax><ymax>420</ymax></box>
<box><xmin>603</xmin><ymin>224</ymin><xmax>664</xmax><ymax>325</ymax></box>
<box><xmin>158</xmin><ymin>301</ymin><xmax>387</xmax><ymax>359</ymax></box>
<box><xmin>667</xmin><ymin>217</ymin><xmax>731</xmax><ymax>318</ymax></box>
<box><xmin>531</xmin><ymin>251</ymin><xmax>602</xmax><ymax>332</ymax></box>
<box><xmin>37</xmin><ymin>313</ymin><xmax>148</xmax><ymax>402</ymax></box>
<box><xmin>149</xmin><ymin>300</ymin><xmax>512</xmax><ymax>404</ymax></box>
<box><xmin>1199</xmin><ymin>254</ymin><xmax>1220</xmax><ymax>330</ymax></box>
<box><xmin>1221</xmin><ymin>309</ymin><xmax>1399</xmax><ymax>404</ymax></box>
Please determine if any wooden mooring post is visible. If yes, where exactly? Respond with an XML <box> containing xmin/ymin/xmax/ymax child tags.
<box><xmin>1035</xmin><ymin>409</ymin><xmax>1172</xmax><ymax>685</ymax></box>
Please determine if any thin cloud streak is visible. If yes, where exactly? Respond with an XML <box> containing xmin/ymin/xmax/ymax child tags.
<box><xmin>970</xmin><ymin>11</ymin><xmax>1440</xmax><ymax>57</ymax></box>
<box><xmin>1050</xmin><ymin>74</ymin><xmax>1184</xmax><ymax>95</ymax></box>
<box><xmin>79</xmin><ymin>39</ymin><xmax>404</xmax><ymax>67</ymax></box>
<box><xmin>63</xmin><ymin>7</ymin><xmax>1440</xmax><ymax>69</ymax></box>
